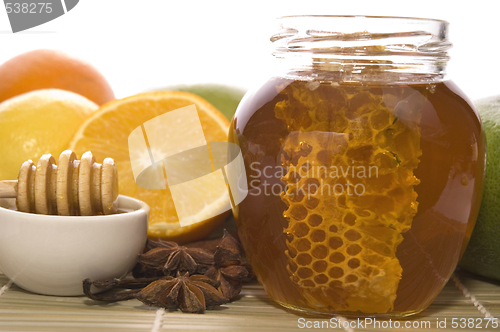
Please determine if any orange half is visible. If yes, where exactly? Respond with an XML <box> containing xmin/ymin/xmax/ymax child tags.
<box><xmin>69</xmin><ymin>91</ymin><xmax>231</xmax><ymax>243</ymax></box>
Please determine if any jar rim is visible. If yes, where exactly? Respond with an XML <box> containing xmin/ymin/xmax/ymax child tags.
<box><xmin>272</xmin><ymin>15</ymin><xmax>449</xmax><ymax>42</ymax></box>
<box><xmin>276</xmin><ymin>15</ymin><xmax>448</xmax><ymax>25</ymax></box>
<box><xmin>271</xmin><ymin>15</ymin><xmax>451</xmax><ymax>83</ymax></box>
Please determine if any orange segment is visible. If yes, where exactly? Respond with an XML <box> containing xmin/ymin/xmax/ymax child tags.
<box><xmin>69</xmin><ymin>91</ymin><xmax>231</xmax><ymax>243</ymax></box>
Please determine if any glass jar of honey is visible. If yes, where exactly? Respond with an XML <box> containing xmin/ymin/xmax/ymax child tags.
<box><xmin>229</xmin><ymin>15</ymin><xmax>486</xmax><ymax>317</ymax></box>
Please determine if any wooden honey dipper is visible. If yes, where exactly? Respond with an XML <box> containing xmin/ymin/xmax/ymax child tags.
<box><xmin>0</xmin><ymin>150</ymin><xmax>118</xmax><ymax>216</ymax></box>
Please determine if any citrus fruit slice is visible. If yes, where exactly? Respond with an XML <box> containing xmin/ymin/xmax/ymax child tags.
<box><xmin>0</xmin><ymin>49</ymin><xmax>115</xmax><ymax>105</ymax></box>
<box><xmin>69</xmin><ymin>91</ymin><xmax>231</xmax><ymax>244</ymax></box>
<box><xmin>0</xmin><ymin>89</ymin><xmax>98</xmax><ymax>181</ymax></box>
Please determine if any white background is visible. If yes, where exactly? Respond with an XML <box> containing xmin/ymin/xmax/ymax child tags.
<box><xmin>0</xmin><ymin>0</ymin><xmax>498</xmax><ymax>101</ymax></box>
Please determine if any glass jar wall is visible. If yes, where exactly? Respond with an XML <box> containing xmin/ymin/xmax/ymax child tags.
<box><xmin>229</xmin><ymin>16</ymin><xmax>485</xmax><ymax>317</ymax></box>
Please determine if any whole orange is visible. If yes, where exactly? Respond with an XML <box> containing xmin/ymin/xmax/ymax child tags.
<box><xmin>0</xmin><ymin>49</ymin><xmax>115</xmax><ymax>105</ymax></box>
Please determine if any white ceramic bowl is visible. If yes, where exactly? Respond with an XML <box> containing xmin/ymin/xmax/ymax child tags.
<box><xmin>0</xmin><ymin>195</ymin><xmax>149</xmax><ymax>296</ymax></box>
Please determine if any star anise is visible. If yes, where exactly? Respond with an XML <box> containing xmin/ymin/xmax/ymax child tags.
<box><xmin>205</xmin><ymin>230</ymin><xmax>252</xmax><ymax>300</ymax></box>
<box><xmin>135</xmin><ymin>239</ymin><xmax>214</xmax><ymax>277</ymax></box>
<box><xmin>84</xmin><ymin>231</ymin><xmax>253</xmax><ymax>313</ymax></box>
<box><xmin>135</xmin><ymin>272</ymin><xmax>228</xmax><ymax>313</ymax></box>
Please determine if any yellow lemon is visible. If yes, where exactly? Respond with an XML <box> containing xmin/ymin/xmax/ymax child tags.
<box><xmin>0</xmin><ymin>89</ymin><xmax>98</xmax><ymax>180</ymax></box>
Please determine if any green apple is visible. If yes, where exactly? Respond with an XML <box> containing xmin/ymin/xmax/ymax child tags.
<box><xmin>460</xmin><ymin>95</ymin><xmax>500</xmax><ymax>280</ymax></box>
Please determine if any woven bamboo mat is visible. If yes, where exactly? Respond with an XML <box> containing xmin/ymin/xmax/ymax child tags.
<box><xmin>1</xmin><ymin>217</ymin><xmax>499</xmax><ymax>332</ymax></box>
<box><xmin>1</xmin><ymin>269</ymin><xmax>499</xmax><ymax>331</ymax></box>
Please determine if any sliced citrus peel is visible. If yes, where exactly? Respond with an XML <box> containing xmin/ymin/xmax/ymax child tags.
<box><xmin>276</xmin><ymin>82</ymin><xmax>422</xmax><ymax>313</ymax></box>
<box><xmin>69</xmin><ymin>91</ymin><xmax>231</xmax><ymax>243</ymax></box>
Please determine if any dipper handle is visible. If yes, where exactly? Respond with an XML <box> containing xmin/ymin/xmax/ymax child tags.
<box><xmin>0</xmin><ymin>180</ymin><xmax>18</xmax><ymax>198</ymax></box>
<box><xmin>0</xmin><ymin>150</ymin><xmax>118</xmax><ymax>216</ymax></box>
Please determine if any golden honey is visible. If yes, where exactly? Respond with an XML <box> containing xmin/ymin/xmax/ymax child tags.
<box><xmin>229</xmin><ymin>16</ymin><xmax>485</xmax><ymax>317</ymax></box>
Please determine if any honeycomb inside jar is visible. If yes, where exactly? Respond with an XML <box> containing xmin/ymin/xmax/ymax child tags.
<box><xmin>230</xmin><ymin>78</ymin><xmax>485</xmax><ymax>316</ymax></box>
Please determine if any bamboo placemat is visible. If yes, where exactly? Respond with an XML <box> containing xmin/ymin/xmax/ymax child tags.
<box><xmin>1</xmin><ymin>216</ymin><xmax>499</xmax><ymax>332</ymax></box>
<box><xmin>1</xmin><ymin>269</ymin><xmax>499</xmax><ymax>331</ymax></box>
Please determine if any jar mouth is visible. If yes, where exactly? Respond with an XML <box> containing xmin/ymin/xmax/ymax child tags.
<box><xmin>272</xmin><ymin>15</ymin><xmax>449</xmax><ymax>43</ymax></box>
<box><xmin>271</xmin><ymin>15</ymin><xmax>451</xmax><ymax>83</ymax></box>
<box><xmin>275</xmin><ymin>15</ymin><xmax>448</xmax><ymax>26</ymax></box>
